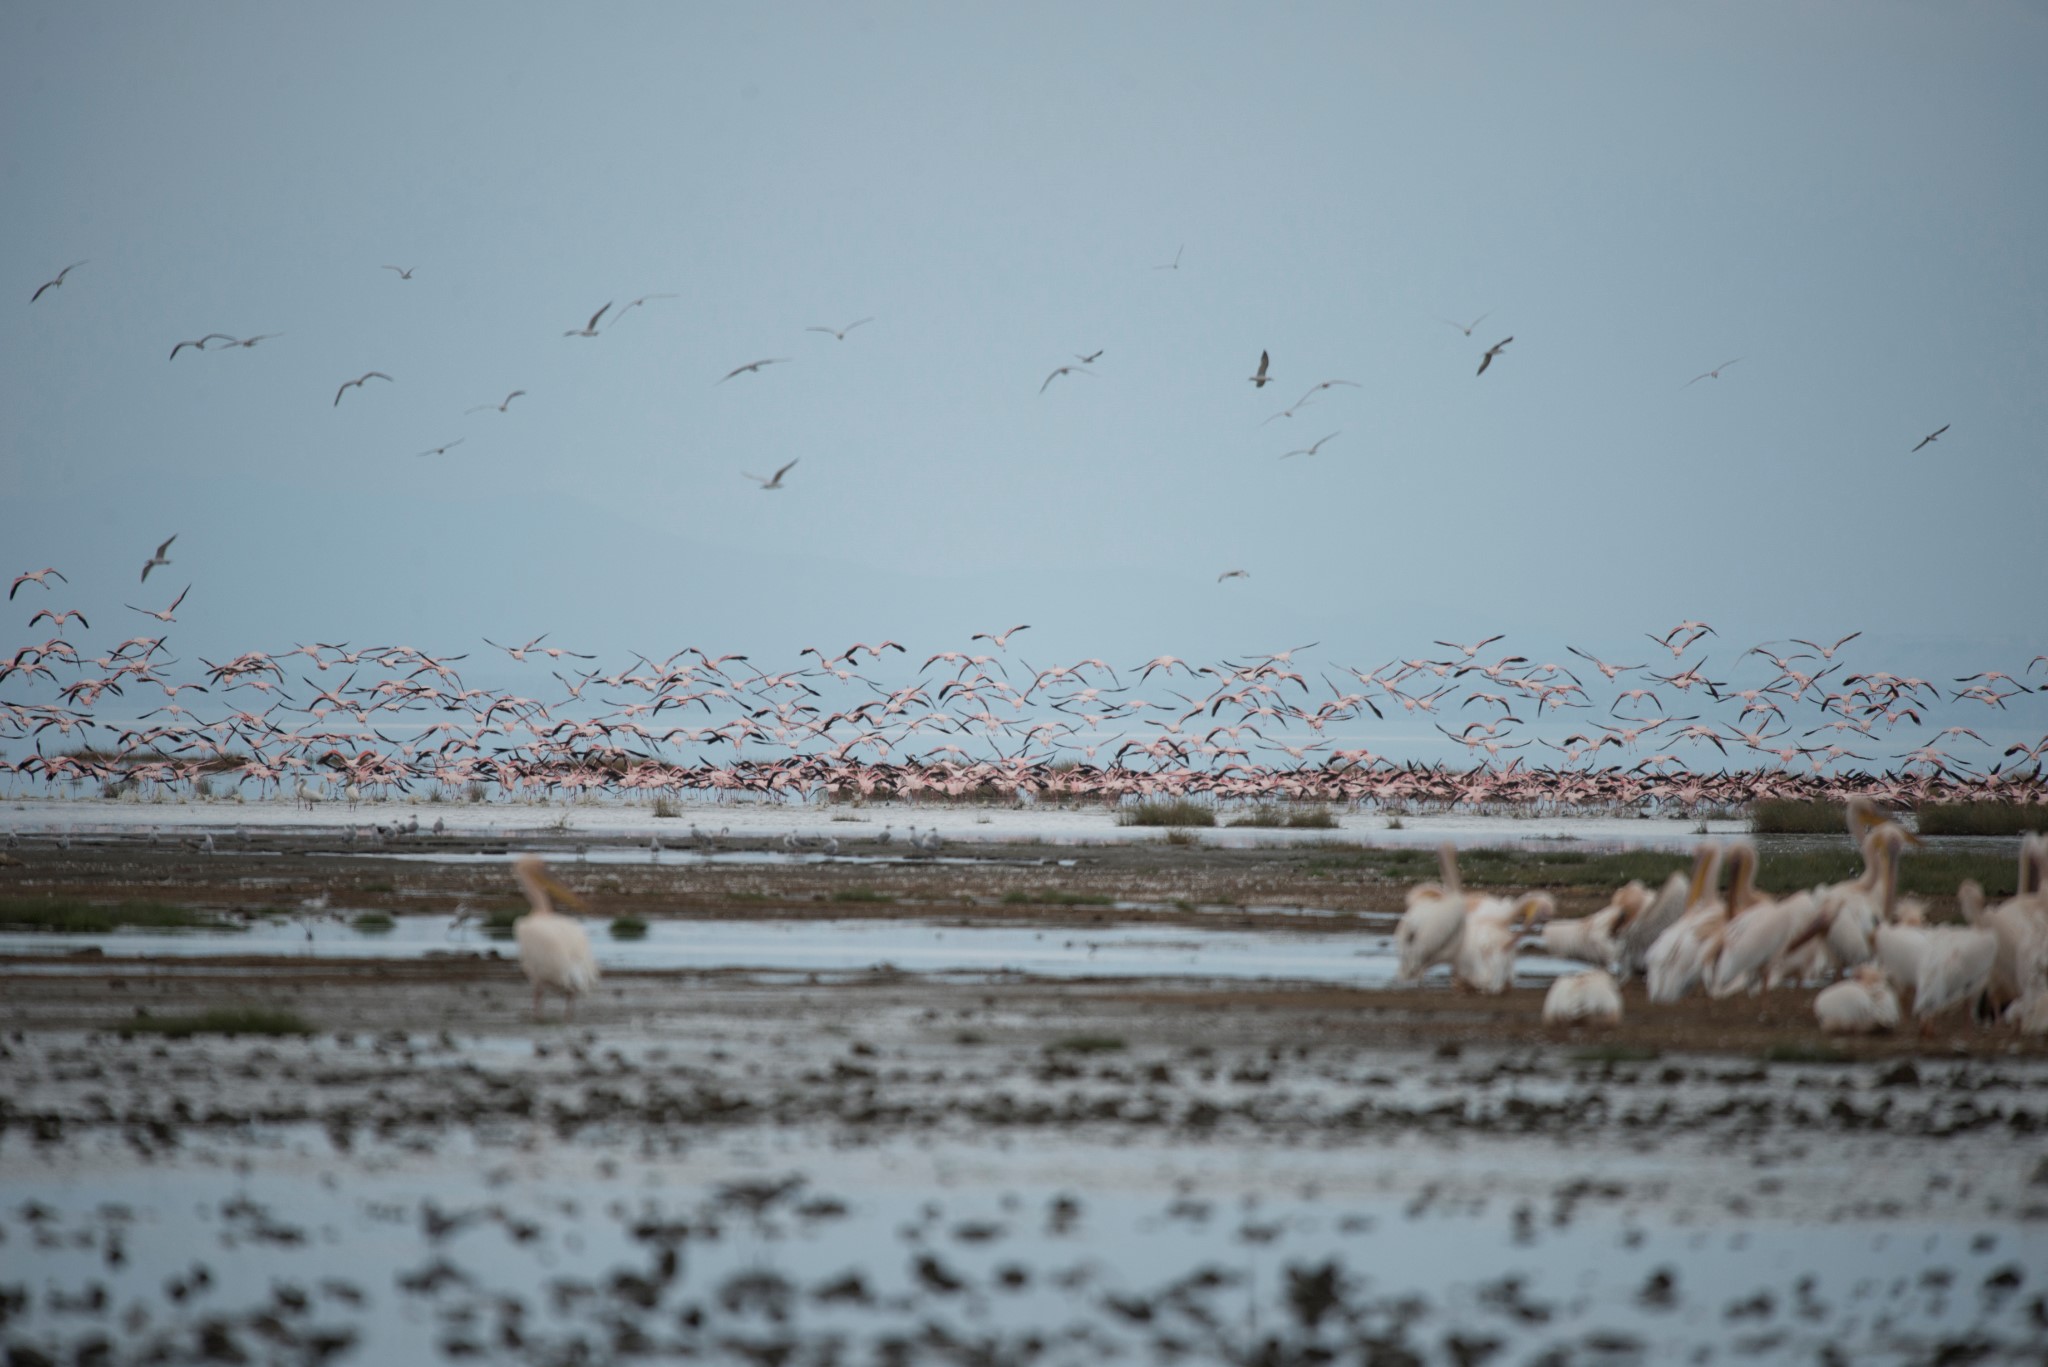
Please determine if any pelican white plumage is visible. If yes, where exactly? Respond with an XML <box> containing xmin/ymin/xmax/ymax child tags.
<box><xmin>512</xmin><ymin>855</ymin><xmax>599</xmax><ymax>1021</ymax></box>
<box><xmin>1614</xmin><ymin>843</ymin><xmax>1721</xmax><ymax>979</ymax></box>
<box><xmin>1394</xmin><ymin>843</ymin><xmax>1467</xmax><ymax>982</ymax></box>
<box><xmin>1813</xmin><ymin>964</ymin><xmax>1900</xmax><ymax>1034</ymax></box>
<box><xmin>1541</xmin><ymin>881</ymin><xmax>1646</xmax><ymax>967</ymax></box>
<box><xmin>1707</xmin><ymin>879</ymin><xmax>1821</xmax><ymax>999</ymax></box>
<box><xmin>1454</xmin><ymin>892</ymin><xmax>1551</xmax><ymax>994</ymax></box>
<box><xmin>1976</xmin><ymin>833</ymin><xmax>2048</xmax><ymax>1016</ymax></box>
<box><xmin>1644</xmin><ymin>841</ymin><xmax>1734</xmax><ymax>1003</ymax></box>
<box><xmin>1542</xmin><ymin>969</ymin><xmax>1622</xmax><ymax>1026</ymax></box>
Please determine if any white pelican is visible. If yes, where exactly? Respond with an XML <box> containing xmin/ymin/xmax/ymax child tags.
<box><xmin>1543</xmin><ymin>880</ymin><xmax>1648</xmax><ymax>968</ymax></box>
<box><xmin>1643</xmin><ymin>842</ymin><xmax>1729</xmax><ymax>1003</ymax></box>
<box><xmin>1707</xmin><ymin>883</ymin><xmax>1819</xmax><ymax>999</ymax></box>
<box><xmin>1614</xmin><ymin>842</ymin><xmax>1721</xmax><ymax>979</ymax></box>
<box><xmin>2007</xmin><ymin>992</ymin><xmax>2048</xmax><ymax>1036</ymax></box>
<box><xmin>512</xmin><ymin>856</ymin><xmax>599</xmax><ymax>1021</ymax></box>
<box><xmin>1454</xmin><ymin>892</ymin><xmax>1552</xmax><ymax>994</ymax></box>
<box><xmin>1813</xmin><ymin>965</ymin><xmax>1900</xmax><ymax>1034</ymax></box>
<box><xmin>1394</xmin><ymin>843</ymin><xmax>1467</xmax><ymax>983</ymax></box>
<box><xmin>1968</xmin><ymin>833</ymin><xmax>2048</xmax><ymax>1016</ymax></box>
<box><xmin>1819</xmin><ymin>800</ymin><xmax>1916</xmax><ymax>972</ymax></box>
<box><xmin>1904</xmin><ymin>924</ymin><xmax>1996</xmax><ymax>1031</ymax></box>
<box><xmin>1542</xmin><ymin>969</ymin><xmax>1622</xmax><ymax>1026</ymax></box>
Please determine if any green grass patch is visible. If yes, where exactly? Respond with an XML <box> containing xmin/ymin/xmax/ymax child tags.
<box><xmin>1762</xmin><ymin>1042</ymin><xmax>1850</xmax><ymax>1065</ymax></box>
<box><xmin>1001</xmin><ymin>889</ymin><xmax>1115</xmax><ymax>907</ymax></box>
<box><xmin>480</xmin><ymin>907</ymin><xmax>522</xmax><ymax>938</ymax></box>
<box><xmin>1227</xmin><ymin>805</ymin><xmax>1339</xmax><ymax>829</ymax></box>
<box><xmin>0</xmin><ymin>897</ymin><xmax>239</xmax><ymax>933</ymax></box>
<box><xmin>349</xmin><ymin>912</ymin><xmax>395</xmax><ymax>933</ymax></box>
<box><xmin>1748</xmin><ymin>800</ymin><xmax>1849</xmax><ymax>835</ymax></box>
<box><xmin>1117</xmin><ymin>799</ymin><xmax>1216</xmax><ymax>828</ymax></box>
<box><xmin>1913</xmin><ymin>803</ymin><xmax>2046</xmax><ymax>837</ymax></box>
<box><xmin>117</xmin><ymin>1008</ymin><xmax>315</xmax><ymax>1039</ymax></box>
<box><xmin>1570</xmin><ymin>1044</ymin><xmax>1661</xmax><ymax>1063</ymax></box>
<box><xmin>609</xmin><ymin>916</ymin><xmax>649</xmax><ymax>939</ymax></box>
<box><xmin>1048</xmin><ymin>1035</ymin><xmax>1127</xmax><ymax>1054</ymax></box>
<box><xmin>830</xmin><ymin>887</ymin><xmax>896</xmax><ymax>904</ymax></box>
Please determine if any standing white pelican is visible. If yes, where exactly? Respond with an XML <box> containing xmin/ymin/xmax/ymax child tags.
<box><xmin>1968</xmin><ymin>834</ymin><xmax>2048</xmax><ymax>1017</ymax></box>
<box><xmin>1543</xmin><ymin>969</ymin><xmax>1623</xmax><ymax>1026</ymax></box>
<box><xmin>1394</xmin><ymin>844</ymin><xmax>1468</xmax><ymax>982</ymax></box>
<box><xmin>1454</xmin><ymin>892</ymin><xmax>1552</xmax><ymax>994</ymax></box>
<box><xmin>1542</xmin><ymin>881</ymin><xmax>1646</xmax><ymax>967</ymax></box>
<box><xmin>1614</xmin><ymin>842</ymin><xmax>1721</xmax><ymax>979</ymax></box>
<box><xmin>512</xmin><ymin>856</ymin><xmax>599</xmax><ymax>1021</ymax></box>
<box><xmin>1645</xmin><ymin>841</ymin><xmax>1739</xmax><ymax>1003</ymax></box>
<box><xmin>1813</xmin><ymin>964</ymin><xmax>1900</xmax><ymax>1034</ymax></box>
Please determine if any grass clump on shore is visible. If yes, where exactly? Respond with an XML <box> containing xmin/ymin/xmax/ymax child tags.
<box><xmin>1913</xmin><ymin>803</ymin><xmax>2045</xmax><ymax>837</ymax></box>
<box><xmin>1748</xmin><ymin>800</ymin><xmax>1848</xmax><ymax>835</ymax></box>
<box><xmin>609</xmin><ymin>916</ymin><xmax>649</xmax><ymax>939</ymax></box>
<box><xmin>1226</xmin><ymin>805</ymin><xmax>1339</xmax><ymax>830</ymax></box>
<box><xmin>1117</xmin><ymin>799</ymin><xmax>1216</xmax><ymax>828</ymax></box>
<box><xmin>0</xmin><ymin>897</ymin><xmax>238</xmax><ymax>933</ymax></box>
<box><xmin>117</xmin><ymin>1007</ymin><xmax>315</xmax><ymax>1039</ymax></box>
<box><xmin>349</xmin><ymin>912</ymin><xmax>396</xmax><ymax>933</ymax></box>
<box><xmin>1001</xmin><ymin>889</ymin><xmax>1115</xmax><ymax>907</ymax></box>
<box><xmin>1048</xmin><ymin>1035</ymin><xmax>1127</xmax><ymax>1054</ymax></box>
<box><xmin>831</xmin><ymin>887</ymin><xmax>895</xmax><ymax>904</ymax></box>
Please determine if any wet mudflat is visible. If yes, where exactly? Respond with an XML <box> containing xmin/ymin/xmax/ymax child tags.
<box><xmin>4</xmin><ymin>817</ymin><xmax>2047</xmax><ymax>1362</ymax></box>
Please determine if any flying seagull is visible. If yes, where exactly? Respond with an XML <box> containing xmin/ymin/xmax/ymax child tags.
<box><xmin>1218</xmin><ymin>568</ymin><xmax>1250</xmax><ymax>582</ymax></box>
<box><xmin>615</xmin><ymin>293</ymin><xmax>677</xmax><ymax>322</ymax></box>
<box><xmin>1476</xmin><ymin>337</ymin><xmax>1513</xmax><ymax>377</ymax></box>
<box><xmin>1685</xmin><ymin>358</ymin><xmax>1741</xmax><ymax>386</ymax></box>
<box><xmin>719</xmin><ymin>357</ymin><xmax>791</xmax><ymax>383</ymax></box>
<box><xmin>1440</xmin><ymin>311</ymin><xmax>1492</xmax><ymax>337</ymax></box>
<box><xmin>744</xmin><ymin>458</ymin><xmax>798</xmax><ymax>489</ymax></box>
<box><xmin>1248</xmin><ymin>351</ymin><xmax>1272</xmax><ymax>388</ymax></box>
<box><xmin>1911</xmin><ymin>424</ymin><xmax>1950</xmax><ymax>453</ymax></box>
<box><xmin>1075</xmin><ymin>350</ymin><xmax>1103</xmax><ymax>364</ymax></box>
<box><xmin>382</xmin><ymin>265</ymin><xmax>415</xmax><ymax>280</ymax></box>
<box><xmin>1040</xmin><ymin>364</ymin><xmax>1096</xmax><ymax>394</ymax></box>
<box><xmin>1280</xmin><ymin>432</ymin><xmax>1340</xmax><ymax>460</ymax></box>
<box><xmin>563</xmin><ymin>302</ymin><xmax>611</xmax><ymax>337</ymax></box>
<box><xmin>334</xmin><ymin>372</ymin><xmax>393</xmax><ymax>406</ymax></box>
<box><xmin>806</xmin><ymin>318</ymin><xmax>873</xmax><ymax>341</ymax></box>
<box><xmin>1154</xmin><ymin>245</ymin><xmax>1183</xmax><ymax>271</ymax></box>
<box><xmin>140</xmin><ymin>534</ymin><xmax>176</xmax><ymax>583</ymax></box>
<box><xmin>169</xmin><ymin>333</ymin><xmax>236</xmax><ymax>360</ymax></box>
<box><xmin>31</xmin><ymin>262</ymin><xmax>86</xmax><ymax>303</ymax></box>
<box><xmin>418</xmin><ymin>439</ymin><xmax>465</xmax><ymax>457</ymax></box>
<box><xmin>217</xmin><ymin>333</ymin><xmax>281</xmax><ymax>350</ymax></box>
<box><xmin>467</xmin><ymin>390</ymin><xmax>526</xmax><ymax>414</ymax></box>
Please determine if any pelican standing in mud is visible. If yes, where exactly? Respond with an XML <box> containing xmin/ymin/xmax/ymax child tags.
<box><xmin>512</xmin><ymin>855</ymin><xmax>599</xmax><ymax>1021</ymax></box>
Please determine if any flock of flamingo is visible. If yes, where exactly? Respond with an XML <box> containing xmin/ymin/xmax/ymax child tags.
<box><xmin>1398</xmin><ymin>802</ymin><xmax>2048</xmax><ymax>1038</ymax></box>
<box><xmin>3</xmin><ymin>580</ymin><xmax>2045</xmax><ymax>808</ymax></box>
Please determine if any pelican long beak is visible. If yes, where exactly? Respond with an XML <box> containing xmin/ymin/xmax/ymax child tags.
<box><xmin>539</xmin><ymin>871</ymin><xmax>586</xmax><ymax>911</ymax></box>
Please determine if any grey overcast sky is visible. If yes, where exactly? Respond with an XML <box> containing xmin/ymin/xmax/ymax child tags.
<box><xmin>4</xmin><ymin>4</ymin><xmax>2045</xmax><ymax>724</ymax></box>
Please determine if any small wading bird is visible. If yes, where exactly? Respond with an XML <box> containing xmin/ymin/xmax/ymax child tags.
<box><xmin>1280</xmin><ymin>432</ymin><xmax>1339</xmax><ymax>460</ymax></box>
<box><xmin>1248</xmin><ymin>351</ymin><xmax>1273</xmax><ymax>388</ymax></box>
<box><xmin>1911</xmin><ymin>424</ymin><xmax>1950</xmax><ymax>453</ymax></box>
<box><xmin>31</xmin><ymin>261</ymin><xmax>85</xmax><ymax>303</ymax></box>
<box><xmin>8</xmin><ymin>568</ymin><xmax>67</xmax><ymax>600</ymax></box>
<box><xmin>744</xmin><ymin>458</ymin><xmax>798</xmax><ymax>490</ymax></box>
<box><xmin>140</xmin><ymin>535</ymin><xmax>176</xmax><ymax>583</ymax></box>
<box><xmin>334</xmin><ymin>372</ymin><xmax>393</xmax><ymax>406</ymax></box>
<box><xmin>806</xmin><ymin>317</ymin><xmax>872</xmax><ymax>341</ymax></box>
<box><xmin>564</xmin><ymin>302</ymin><xmax>610</xmax><ymax>337</ymax></box>
<box><xmin>126</xmin><ymin>585</ymin><xmax>189</xmax><ymax>623</ymax></box>
<box><xmin>1440</xmin><ymin>311</ymin><xmax>1492</xmax><ymax>337</ymax></box>
<box><xmin>467</xmin><ymin>390</ymin><xmax>525</xmax><ymax>414</ymax></box>
<box><xmin>720</xmin><ymin>357</ymin><xmax>791</xmax><ymax>383</ymax></box>
<box><xmin>1477</xmin><ymin>337</ymin><xmax>1513</xmax><ymax>376</ymax></box>
<box><xmin>511</xmin><ymin>856</ymin><xmax>599</xmax><ymax>1021</ymax></box>
<box><xmin>1685</xmin><ymin>358</ymin><xmax>1741</xmax><ymax>386</ymax></box>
